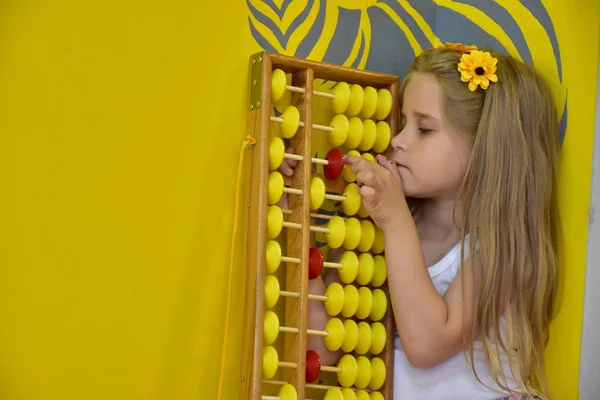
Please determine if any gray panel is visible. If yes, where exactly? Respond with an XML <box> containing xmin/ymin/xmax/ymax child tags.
<box><xmin>580</xmin><ymin>60</ymin><xmax>600</xmax><ymax>400</ymax></box>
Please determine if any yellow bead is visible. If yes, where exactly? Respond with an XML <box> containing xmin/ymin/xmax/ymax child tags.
<box><xmin>346</xmin><ymin>84</ymin><xmax>365</xmax><ymax>117</ymax></box>
<box><xmin>263</xmin><ymin>310</ymin><xmax>280</xmax><ymax>345</ymax></box>
<box><xmin>281</xmin><ymin>106</ymin><xmax>300</xmax><ymax>139</ymax></box>
<box><xmin>267</xmin><ymin>205</ymin><xmax>284</xmax><ymax>239</ymax></box>
<box><xmin>345</xmin><ymin>117</ymin><xmax>364</xmax><ymax>149</ymax></box>
<box><xmin>264</xmin><ymin>275</ymin><xmax>280</xmax><ymax>309</ymax></box>
<box><xmin>370</xmin><ymin>322</ymin><xmax>386</xmax><ymax>355</ymax></box>
<box><xmin>361</xmin><ymin>152</ymin><xmax>376</xmax><ymax>162</ymax></box>
<box><xmin>341</xmin><ymin>285</ymin><xmax>359</xmax><ymax>318</ymax></box>
<box><xmin>265</xmin><ymin>240</ymin><xmax>282</xmax><ymax>274</ymax></box>
<box><xmin>329</xmin><ymin>114</ymin><xmax>350</xmax><ymax>146</ymax></box>
<box><xmin>324</xmin><ymin>318</ymin><xmax>345</xmax><ymax>351</ymax></box>
<box><xmin>310</xmin><ymin>176</ymin><xmax>326</xmax><ymax>210</ymax></box>
<box><xmin>356</xmin><ymin>253</ymin><xmax>375</xmax><ymax>286</ymax></box>
<box><xmin>338</xmin><ymin>355</ymin><xmax>359</xmax><ymax>387</ymax></box>
<box><xmin>373</xmin><ymin>121</ymin><xmax>391</xmax><ymax>153</ymax></box>
<box><xmin>369</xmin><ymin>357</ymin><xmax>387</xmax><ymax>391</ymax></box>
<box><xmin>338</xmin><ymin>251</ymin><xmax>359</xmax><ymax>284</ymax></box>
<box><xmin>271</xmin><ymin>69</ymin><xmax>287</xmax><ymax>102</ymax></box>
<box><xmin>357</xmin><ymin>202</ymin><xmax>369</xmax><ymax>218</ymax></box>
<box><xmin>360</xmin><ymin>86</ymin><xmax>378</xmax><ymax>119</ymax></box>
<box><xmin>356</xmin><ymin>390</ymin><xmax>371</xmax><ymax>400</ymax></box>
<box><xmin>332</xmin><ymin>82</ymin><xmax>350</xmax><ymax>114</ymax></box>
<box><xmin>345</xmin><ymin>182</ymin><xmax>360</xmax><ymax>193</ymax></box>
<box><xmin>374</xmin><ymin>88</ymin><xmax>392</xmax><ymax>120</ymax></box>
<box><xmin>278</xmin><ymin>384</ymin><xmax>298</xmax><ymax>400</ymax></box>
<box><xmin>325</xmin><ymin>387</ymin><xmax>344</xmax><ymax>400</ymax></box>
<box><xmin>355</xmin><ymin>287</ymin><xmax>373</xmax><ymax>320</ymax></box>
<box><xmin>343</xmin><ymin>150</ymin><xmax>360</xmax><ymax>182</ymax></box>
<box><xmin>326</xmin><ymin>216</ymin><xmax>346</xmax><ymax>249</ymax></box>
<box><xmin>342</xmin><ymin>187</ymin><xmax>361</xmax><ymax>216</ymax></box>
<box><xmin>370</xmin><ymin>289</ymin><xmax>388</xmax><ymax>322</ymax></box>
<box><xmin>370</xmin><ymin>391</ymin><xmax>385</xmax><ymax>400</ymax></box>
<box><xmin>269</xmin><ymin>136</ymin><xmax>286</xmax><ymax>170</ymax></box>
<box><xmin>371</xmin><ymin>255</ymin><xmax>387</xmax><ymax>287</ymax></box>
<box><xmin>372</xmin><ymin>226</ymin><xmax>385</xmax><ymax>254</ymax></box>
<box><xmin>341</xmin><ymin>388</ymin><xmax>357</xmax><ymax>400</ymax></box>
<box><xmin>341</xmin><ymin>319</ymin><xmax>358</xmax><ymax>352</ymax></box>
<box><xmin>324</xmin><ymin>282</ymin><xmax>345</xmax><ymax>316</ymax></box>
<box><xmin>358</xmin><ymin>119</ymin><xmax>377</xmax><ymax>151</ymax></box>
<box><xmin>262</xmin><ymin>345</ymin><xmax>279</xmax><ymax>380</ymax></box>
<box><xmin>357</xmin><ymin>220</ymin><xmax>375</xmax><ymax>252</ymax></box>
<box><xmin>355</xmin><ymin>356</ymin><xmax>372</xmax><ymax>389</ymax></box>
<box><xmin>343</xmin><ymin>217</ymin><xmax>361</xmax><ymax>251</ymax></box>
<box><xmin>355</xmin><ymin>321</ymin><xmax>372</xmax><ymax>355</ymax></box>
<box><xmin>268</xmin><ymin>171</ymin><xmax>284</xmax><ymax>205</ymax></box>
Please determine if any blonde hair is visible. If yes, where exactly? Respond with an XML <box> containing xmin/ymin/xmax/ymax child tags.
<box><xmin>400</xmin><ymin>47</ymin><xmax>560</xmax><ymax>398</ymax></box>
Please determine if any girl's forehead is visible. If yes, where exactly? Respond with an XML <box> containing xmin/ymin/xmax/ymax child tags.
<box><xmin>403</xmin><ymin>73</ymin><xmax>444</xmax><ymax>116</ymax></box>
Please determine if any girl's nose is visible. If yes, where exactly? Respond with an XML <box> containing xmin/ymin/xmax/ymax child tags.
<box><xmin>391</xmin><ymin>129</ymin><xmax>408</xmax><ymax>152</ymax></box>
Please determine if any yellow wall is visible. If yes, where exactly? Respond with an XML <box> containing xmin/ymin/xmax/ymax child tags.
<box><xmin>0</xmin><ymin>1</ymin><xmax>259</xmax><ymax>399</ymax></box>
<box><xmin>0</xmin><ymin>1</ymin><xmax>597</xmax><ymax>399</ymax></box>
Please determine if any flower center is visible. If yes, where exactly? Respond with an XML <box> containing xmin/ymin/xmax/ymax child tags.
<box><xmin>474</xmin><ymin>67</ymin><xmax>485</xmax><ymax>75</ymax></box>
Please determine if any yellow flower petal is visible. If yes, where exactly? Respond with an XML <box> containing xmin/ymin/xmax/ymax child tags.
<box><xmin>488</xmin><ymin>73</ymin><xmax>498</xmax><ymax>82</ymax></box>
<box><xmin>468</xmin><ymin>80</ymin><xmax>478</xmax><ymax>91</ymax></box>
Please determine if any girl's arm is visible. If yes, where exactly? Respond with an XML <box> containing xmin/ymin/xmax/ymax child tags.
<box><xmin>342</xmin><ymin>154</ymin><xmax>475</xmax><ymax>368</ymax></box>
<box><xmin>384</xmin><ymin>207</ymin><xmax>474</xmax><ymax>368</ymax></box>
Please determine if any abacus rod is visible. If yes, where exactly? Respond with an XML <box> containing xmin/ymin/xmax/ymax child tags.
<box><xmin>323</xmin><ymin>261</ymin><xmax>342</xmax><ymax>269</ymax></box>
<box><xmin>281</xmin><ymin>255</ymin><xmax>301</xmax><ymax>264</ymax></box>
<box><xmin>268</xmin><ymin>116</ymin><xmax>333</xmax><ymax>133</ymax></box>
<box><xmin>281</xmin><ymin>220</ymin><xmax>334</xmax><ymax>235</ymax></box>
<box><xmin>263</xmin><ymin>379</ymin><xmax>374</xmax><ymax>393</ymax></box>
<box><xmin>283</xmin><ymin>187</ymin><xmax>303</xmax><ymax>195</ymax></box>
<box><xmin>306</xmin><ymin>329</ymin><xmax>328</xmax><ymax>337</ymax></box>
<box><xmin>324</xmin><ymin>193</ymin><xmax>345</xmax><ymax>202</ymax></box>
<box><xmin>279</xmin><ymin>361</ymin><xmax>298</xmax><ymax>368</ymax></box>
<box><xmin>284</xmin><ymin>84</ymin><xmax>335</xmax><ymax>99</ymax></box>
<box><xmin>284</xmin><ymin>153</ymin><xmax>329</xmax><ymax>165</ymax></box>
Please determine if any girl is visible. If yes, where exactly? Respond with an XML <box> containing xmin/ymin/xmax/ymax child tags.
<box><xmin>282</xmin><ymin>44</ymin><xmax>560</xmax><ymax>399</ymax></box>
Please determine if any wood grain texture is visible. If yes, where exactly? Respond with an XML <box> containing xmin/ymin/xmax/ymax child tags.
<box><xmin>244</xmin><ymin>51</ymin><xmax>400</xmax><ymax>399</ymax></box>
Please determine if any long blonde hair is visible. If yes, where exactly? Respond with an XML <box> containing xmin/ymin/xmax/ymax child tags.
<box><xmin>400</xmin><ymin>47</ymin><xmax>560</xmax><ymax>398</ymax></box>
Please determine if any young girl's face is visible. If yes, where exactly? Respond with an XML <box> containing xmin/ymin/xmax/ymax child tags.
<box><xmin>391</xmin><ymin>73</ymin><xmax>472</xmax><ymax>200</ymax></box>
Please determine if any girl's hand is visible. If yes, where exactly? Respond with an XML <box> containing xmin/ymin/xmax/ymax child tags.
<box><xmin>276</xmin><ymin>147</ymin><xmax>298</xmax><ymax>210</ymax></box>
<box><xmin>344</xmin><ymin>154</ymin><xmax>408</xmax><ymax>231</ymax></box>
<box><xmin>279</xmin><ymin>147</ymin><xmax>298</xmax><ymax>177</ymax></box>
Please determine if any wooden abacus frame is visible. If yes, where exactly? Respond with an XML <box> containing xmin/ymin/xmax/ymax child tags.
<box><xmin>241</xmin><ymin>51</ymin><xmax>399</xmax><ymax>400</ymax></box>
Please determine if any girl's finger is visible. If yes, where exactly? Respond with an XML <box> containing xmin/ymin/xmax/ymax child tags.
<box><xmin>284</xmin><ymin>148</ymin><xmax>298</xmax><ymax>168</ymax></box>
<box><xmin>377</xmin><ymin>154</ymin><xmax>402</xmax><ymax>182</ymax></box>
<box><xmin>356</xmin><ymin>170</ymin><xmax>378</xmax><ymax>189</ymax></box>
<box><xmin>280</xmin><ymin>161</ymin><xmax>294</xmax><ymax>176</ymax></box>
<box><xmin>343</xmin><ymin>155</ymin><xmax>362</xmax><ymax>165</ymax></box>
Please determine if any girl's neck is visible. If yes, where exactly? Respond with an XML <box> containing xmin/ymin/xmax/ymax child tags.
<box><xmin>416</xmin><ymin>198</ymin><xmax>464</xmax><ymax>243</ymax></box>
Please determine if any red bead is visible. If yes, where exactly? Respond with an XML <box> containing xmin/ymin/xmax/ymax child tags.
<box><xmin>308</xmin><ymin>247</ymin><xmax>324</xmax><ymax>279</ymax></box>
<box><xmin>305</xmin><ymin>350</ymin><xmax>321</xmax><ymax>383</ymax></box>
<box><xmin>324</xmin><ymin>148</ymin><xmax>344</xmax><ymax>180</ymax></box>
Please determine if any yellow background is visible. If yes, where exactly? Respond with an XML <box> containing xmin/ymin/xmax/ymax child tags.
<box><xmin>0</xmin><ymin>1</ymin><xmax>597</xmax><ymax>399</ymax></box>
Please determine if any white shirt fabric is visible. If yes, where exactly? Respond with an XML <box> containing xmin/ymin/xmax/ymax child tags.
<box><xmin>393</xmin><ymin>237</ymin><xmax>519</xmax><ymax>399</ymax></box>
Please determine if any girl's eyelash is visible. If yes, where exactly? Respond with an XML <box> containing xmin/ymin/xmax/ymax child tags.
<box><xmin>418</xmin><ymin>127</ymin><xmax>432</xmax><ymax>134</ymax></box>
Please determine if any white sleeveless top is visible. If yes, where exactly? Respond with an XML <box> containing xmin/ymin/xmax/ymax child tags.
<box><xmin>393</xmin><ymin>237</ymin><xmax>519</xmax><ymax>399</ymax></box>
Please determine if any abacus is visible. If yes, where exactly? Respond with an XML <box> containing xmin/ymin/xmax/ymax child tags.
<box><xmin>240</xmin><ymin>51</ymin><xmax>399</xmax><ymax>400</ymax></box>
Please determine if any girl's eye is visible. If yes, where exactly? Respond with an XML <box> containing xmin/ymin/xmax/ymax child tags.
<box><xmin>418</xmin><ymin>127</ymin><xmax>433</xmax><ymax>134</ymax></box>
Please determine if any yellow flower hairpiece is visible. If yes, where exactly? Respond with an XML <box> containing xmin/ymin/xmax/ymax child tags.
<box><xmin>457</xmin><ymin>49</ymin><xmax>498</xmax><ymax>91</ymax></box>
<box><xmin>437</xmin><ymin>42</ymin><xmax>478</xmax><ymax>53</ymax></box>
